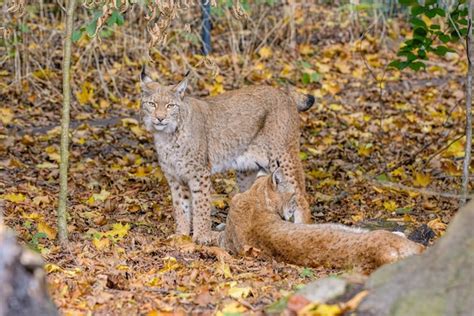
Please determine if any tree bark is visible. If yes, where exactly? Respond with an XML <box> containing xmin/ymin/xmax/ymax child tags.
<box><xmin>0</xmin><ymin>226</ymin><xmax>58</xmax><ymax>316</ymax></box>
<box><xmin>461</xmin><ymin>0</ymin><xmax>474</xmax><ymax>206</ymax></box>
<box><xmin>57</xmin><ymin>0</ymin><xmax>77</xmax><ymax>244</ymax></box>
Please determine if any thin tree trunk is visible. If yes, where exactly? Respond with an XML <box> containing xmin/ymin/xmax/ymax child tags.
<box><xmin>462</xmin><ymin>1</ymin><xmax>474</xmax><ymax>206</ymax></box>
<box><xmin>57</xmin><ymin>0</ymin><xmax>77</xmax><ymax>244</ymax></box>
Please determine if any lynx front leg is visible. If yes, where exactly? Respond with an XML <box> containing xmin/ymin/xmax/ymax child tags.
<box><xmin>236</xmin><ymin>169</ymin><xmax>258</xmax><ymax>192</ymax></box>
<box><xmin>273</xmin><ymin>155</ymin><xmax>312</xmax><ymax>224</ymax></box>
<box><xmin>188</xmin><ymin>173</ymin><xmax>221</xmax><ymax>245</ymax></box>
<box><xmin>168</xmin><ymin>179</ymin><xmax>192</xmax><ymax>236</ymax></box>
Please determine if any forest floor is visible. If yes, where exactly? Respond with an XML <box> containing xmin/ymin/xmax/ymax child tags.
<box><xmin>0</xmin><ymin>4</ymin><xmax>469</xmax><ymax>315</ymax></box>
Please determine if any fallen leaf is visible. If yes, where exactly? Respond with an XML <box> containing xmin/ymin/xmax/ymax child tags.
<box><xmin>412</xmin><ymin>172</ymin><xmax>431</xmax><ymax>187</ymax></box>
<box><xmin>37</xmin><ymin>221</ymin><xmax>57</xmax><ymax>240</ymax></box>
<box><xmin>228</xmin><ymin>286</ymin><xmax>252</xmax><ymax>299</ymax></box>
<box><xmin>2</xmin><ymin>193</ymin><xmax>26</xmax><ymax>203</ymax></box>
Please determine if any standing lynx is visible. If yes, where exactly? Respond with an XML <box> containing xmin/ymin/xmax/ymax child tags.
<box><xmin>140</xmin><ymin>69</ymin><xmax>314</xmax><ymax>245</ymax></box>
<box><xmin>222</xmin><ymin>168</ymin><xmax>424</xmax><ymax>274</ymax></box>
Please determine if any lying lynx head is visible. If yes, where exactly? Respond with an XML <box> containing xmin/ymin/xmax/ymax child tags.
<box><xmin>140</xmin><ymin>68</ymin><xmax>188</xmax><ymax>133</ymax></box>
<box><xmin>255</xmin><ymin>166</ymin><xmax>297</xmax><ymax>220</ymax></box>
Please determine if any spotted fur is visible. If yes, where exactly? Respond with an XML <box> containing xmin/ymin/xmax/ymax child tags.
<box><xmin>140</xmin><ymin>72</ymin><xmax>314</xmax><ymax>245</ymax></box>
<box><xmin>222</xmin><ymin>170</ymin><xmax>425</xmax><ymax>274</ymax></box>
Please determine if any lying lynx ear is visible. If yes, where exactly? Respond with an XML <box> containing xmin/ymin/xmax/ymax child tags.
<box><xmin>271</xmin><ymin>167</ymin><xmax>285</xmax><ymax>187</ymax></box>
<box><xmin>174</xmin><ymin>76</ymin><xmax>188</xmax><ymax>99</ymax></box>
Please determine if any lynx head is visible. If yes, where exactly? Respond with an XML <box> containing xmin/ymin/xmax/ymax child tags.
<box><xmin>140</xmin><ymin>67</ymin><xmax>188</xmax><ymax>133</ymax></box>
<box><xmin>255</xmin><ymin>163</ymin><xmax>297</xmax><ymax>220</ymax></box>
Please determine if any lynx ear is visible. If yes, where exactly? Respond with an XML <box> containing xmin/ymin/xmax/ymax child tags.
<box><xmin>174</xmin><ymin>77</ymin><xmax>188</xmax><ymax>99</ymax></box>
<box><xmin>140</xmin><ymin>65</ymin><xmax>153</xmax><ymax>84</ymax></box>
<box><xmin>271</xmin><ymin>167</ymin><xmax>285</xmax><ymax>187</ymax></box>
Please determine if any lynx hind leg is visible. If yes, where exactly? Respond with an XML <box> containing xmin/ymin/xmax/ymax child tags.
<box><xmin>168</xmin><ymin>180</ymin><xmax>192</xmax><ymax>236</ymax></box>
<box><xmin>272</xmin><ymin>154</ymin><xmax>312</xmax><ymax>224</ymax></box>
<box><xmin>236</xmin><ymin>169</ymin><xmax>258</xmax><ymax>192</ymax></box>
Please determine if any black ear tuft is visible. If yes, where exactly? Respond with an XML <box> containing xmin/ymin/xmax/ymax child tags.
<box><xmin>141</xmin><ymin>65</ymin><xmax>147</xmax><ymax>81</ymax></box>
<box><xmin>141</xmin><ymin>65</ymin><xmax>153</xmax><ymax>84</ymax></box>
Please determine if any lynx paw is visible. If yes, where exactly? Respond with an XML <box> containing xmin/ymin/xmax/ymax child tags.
<box><xmin>193</xmin><ymin>231</ymin><xmax>223</xmax><ymax>246</ymax></box>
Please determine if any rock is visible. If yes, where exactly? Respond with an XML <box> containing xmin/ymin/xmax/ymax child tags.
<box><xmin>356</xmin><ymin>200</ymin><xmax>474</xmax><ymax>316</ymax></box>
<box><xmin>0</xmin><ymin>226</ymin><xmax>58</xmax><ymax>316</ymax></box>
<box><xmin>296</xmin><ymin>277</ymin><xmax>348</xmax><ymax>303</ymax></box>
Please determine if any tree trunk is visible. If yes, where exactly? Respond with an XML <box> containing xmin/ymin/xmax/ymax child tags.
<box><xmin>461</xmin><ymin>0</ymin><xmax>473</xmax><ymax>206</ymax></box>
<box><xmin>355</xmin><ymin>199</ymin><xmax>474</xmax><ymax>316</ymax></box>
<box><xmin>57</xmin><ymin>0</ymin><xmax>77</xmax><ymax>244</ymax></box>
<box><xmin>0</xmin><ymin>226</ymin><xmax>58</xmax><ymax>316</ymax></box>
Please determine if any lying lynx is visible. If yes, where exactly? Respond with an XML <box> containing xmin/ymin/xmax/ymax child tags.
<box><xmin>222</xmin><ymin>168</ymin><xmax>425</xmax><ymax>274</ymax></box>
<box><xmin>140</xmin><ymin>68</ymin><xmax>314</xmax><ymax>245</ymax></box>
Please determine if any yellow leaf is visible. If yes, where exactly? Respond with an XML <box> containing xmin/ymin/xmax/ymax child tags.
<box><xmin>328</xmin><ymin>103</ymin><xmax>343</xmax><ymax>111</ymax></box>
<box><xmin>37</xmin><ymin>221</ymin><xmax>57</xmax><ymax>240</ymax></box>
<box><xmin>390</xmin><ymin>167</ymin><xmax>406</xmax><ymax>179</ymax></box>
<box><xmin>299</xmin><ymin>303</ymin><xmax>342</xmax><ymax>316</ymax></box>
<box><xmin>104</xmin><ymin>223</ymin><xmax>130</xmax><ymax>241</ymax></box>
<box><xmin>427</xmin><ymin>218</ymin><xmax>447</xmax><ymax>235</ymax></box>
<box><xmin>228</xmin><ymin>286</ymin><xmax>251</xmax><ymax>299</ymax></box>
<box><xmin>217</xmin><ymin>302</ymin><xmax>247</xmax><ymax>316</ymax></box>
<box><xmin>130</xmin><ymin>125</ymin><xmax>146</xmax><ymax>138</ymax></box>
<box><xmin>383</xmin><ymin>200</ymin><xmax>398</xmax><ymax>212</ymax></box>
<box><xmin>217</xmin><ymin>260</ymin><xmax>233</xmax><ymax>279</ymax></box>
<box><xmin>121</xmin><ymin>117</ymin><xmax>139</xmax><ymax>126</ymax></box>
<box><xmin>358</xmin><ymin>143</ymin><xmax>373</xmax><ymax>157</ymax></box>
<box><xmin>45</xmin><ymin>263</ymin><xmax>63</xmax><ymax>274</ymax></box>
<box><xmin>135</xmin><ymin>166</ymin><xmax>148</xmax><ymax>177</ymax></box>
<box><xmin>258</xmin><ymin>46</ymin><xmax>272</xmax><ymax>59</ymax></box>
<box><xmin>76</xmin><ymin>82</ymin><xmax>94</xmax><ymax>105</ymax></box>
<box><xmin>212</xmin><ymin>197</ymin><xmax>227</xmax><ymax>209</ymax></box>
<box><xmin>36</xmin><ymin>162</ymin><xmax>58</xmax><ymax>169</ymax></box>
<box><xmin>0</xmin><ymin>107</ymin><xmax>14</xmax><ymax>125</ymax></box>
<box><xmin>298</xmin><ymin>44</ymin><xmax>314</xmax><ymax>55</ymax></box>
<box><xmin>22</xmin><ymin>212</ymin><xmax>43</xmax><ymax>220</ymax></box>
<box><xmin>412</xmin><ymin>172</ymin><xmax>431</xmax><ymax>187</ymax></box>
<box><xmin>2</xmin><ymin>193</ymin><xmax>26</xmax><ymax>203</ymax></box>
<box><xmin>443</xmin><ymin>137</ymin><xmax>465</xmax><ymax>158</ymax></box>
<box><xmin>93</xmin><ymin>237</ymin><xmax>110</xmax><ymax>250</ymax></box>
<box><xmin>159</xmin><ymin>256</ymin><xmax>180</xmax><ymax>274</ymax></box>
<box><xmin>88</xmin><ymin>189</ymin><xmax>110</xmax><ymax>205</ymax></box>
<box><xmin>322</xmin><ymin>82</ymin><xmax>341</xmax><ymax>95</ymax></box>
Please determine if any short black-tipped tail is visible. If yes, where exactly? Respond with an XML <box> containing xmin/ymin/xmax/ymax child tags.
<box><xmin>288</xmin><ymin>88</ymin><xmax>316</xmax><ymax>112</ymax></box>
<box><xmin>298</xmin><ymin>94</ymin><xmax>315</xmax><ymax>112</ymax></box>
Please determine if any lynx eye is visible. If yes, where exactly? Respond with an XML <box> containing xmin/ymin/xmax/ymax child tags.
<box><xmin>166</xmin><ymin>103</ymin><xmax>177</xmax><ymax>109</ymax></box>
<box><xmin>144</xmin><ymin>102</ymin><xmax>157</xmax><ymax>109</ymax></box>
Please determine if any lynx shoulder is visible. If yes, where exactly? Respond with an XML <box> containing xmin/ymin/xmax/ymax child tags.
<box><xmin>140</xmin><ymin>68</ymin><xmax>314</xmax><ymax>244</ymax></box>
<box><xmin>222</xmin><ymin>168</ymin><xmax>424</xmax><ymax>274</ymax></box>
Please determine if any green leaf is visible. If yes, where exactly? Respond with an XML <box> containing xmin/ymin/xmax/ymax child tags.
<box><xmin>434</xmin><ymin>45</ymin><xmax>449</xmax><ymax>56</ymax></box>
<box><xmin>86</xmin><ymin>20</ymin><xmax>97</xmax><ymax>37</ymax></box>
<box><xmin>429</xmin><ymin>24</ymin><xmax>441</xmax><ymax>30</ymax></box>
<box><xmin>414</xmin><ymin>27</ymin><xmax>428</xmax><ymax>38</ymax></box>
<box><xmin>410</xmin><ymin>17</ymin><xmax>427</xmax><ymax>29</ymax></box>
<box><xmin>299</xmin><ymin>267</ymin><xmax>314</xmax><ymax>278</ymax></box>
<box><xmin>411</xmin><ymin>5</ymin><xmax>425</xmax><ymax>16</ymax></box>
<box><xmin>439</xmin><ymin>34</ymin><xmax>451</xmax><ymax>43</ymax></box>
<box><xmin>409</xmin><ymin>61</ymin><xmax>426</xmax><ymax>71</ymax></box>
<box><xmin>376</xmin><ymin>173</ymin><xmax>389</xmax><ymax>181</ymax></box>
<box><xmin>72</xmin><ymin>30</ymin><xmax>83</xmax><ymax>42</ymax></box>
<box><xmin>399</xmin><ymin>0</ymin><xmax>417</xmax><ymax>5</ymax></box>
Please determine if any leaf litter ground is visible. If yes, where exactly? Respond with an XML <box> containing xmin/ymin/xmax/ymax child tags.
<box><xmin>0</xmin><ymin>5</ymin><xmax>468</xmax><ymax>315</ymax></box>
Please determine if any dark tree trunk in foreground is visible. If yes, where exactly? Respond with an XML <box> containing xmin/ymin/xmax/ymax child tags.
<box><xmin>0</xmin><ymin>227</ymin><xmax>58</xmax><ymax>316</ymax></box>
